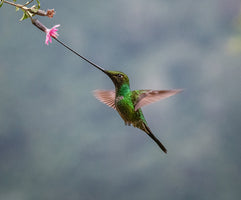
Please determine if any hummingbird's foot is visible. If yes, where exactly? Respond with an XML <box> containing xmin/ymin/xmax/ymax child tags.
<box><xmin>125</xmin><ymin>121</ymin><xmax>131</xmax><ymax>126</ymax></box>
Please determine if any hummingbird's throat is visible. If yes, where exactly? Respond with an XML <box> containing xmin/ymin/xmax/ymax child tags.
<box><xmin>116</xmin><ymin>83</ymin><xmax>131</xmax><ymax>96</ymax></box>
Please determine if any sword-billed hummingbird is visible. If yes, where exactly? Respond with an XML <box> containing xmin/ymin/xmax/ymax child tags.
<box><xmin>93</xmin><ymin>70</ymin><xmax>182</xmax><ymax>153</ymax></box>
<box><xmin>53</xmin><ymin>38</ymin><xmax>182</xmax><ymax>153</ymax></box>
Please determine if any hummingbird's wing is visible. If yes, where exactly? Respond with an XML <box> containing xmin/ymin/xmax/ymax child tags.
<box><xmin>134</xmin><ymin>89</ymin><xmax>182</xmax><ymax>111</ymax></box>
<box><xmin>93</xmin><ymin>90</ymin><xmax>116</xmax><ymax>110</ymax></box>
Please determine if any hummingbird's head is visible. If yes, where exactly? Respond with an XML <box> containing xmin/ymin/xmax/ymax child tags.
<box><xmin>104</xmin><ymin>70</ymin><xmax>129</xmax><ymax>87</ymax></box>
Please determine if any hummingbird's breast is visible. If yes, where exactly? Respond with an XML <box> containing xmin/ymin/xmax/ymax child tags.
<box><xmin>115</xmin><ymin>94</ymin><xmax>145</xmax><ymax>126</ymax></box>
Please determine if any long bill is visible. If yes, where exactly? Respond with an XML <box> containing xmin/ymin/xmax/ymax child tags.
<box><xmin>54</xmin><ymin>37</ymin><xmax>108</xmax><ymax>74</ymax></box>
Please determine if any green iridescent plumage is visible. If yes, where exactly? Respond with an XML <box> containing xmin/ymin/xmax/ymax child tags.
<box><xmin>94</xmin><ymin>70</ymin><xmax>182</xmax><ymax>153</ymax></box>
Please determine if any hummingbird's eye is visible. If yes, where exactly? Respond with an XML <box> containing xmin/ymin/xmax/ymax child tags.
<box><xmin>117</xmin><ymin>74</ymin><xmax>123</xmax><ymax>78</ymax></box>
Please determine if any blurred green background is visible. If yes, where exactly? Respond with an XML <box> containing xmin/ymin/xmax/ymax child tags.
<box><xmin>1</xmin><ymin>0</ymin><xmax>241</xmax><ymax>199</ymax></box>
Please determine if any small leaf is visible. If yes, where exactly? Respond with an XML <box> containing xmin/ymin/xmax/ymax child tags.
<box><xmin>16</xmin><ymin>6</ymin><xmax>19</xmax><ymax>12</ymax></box>
<box><xmin>36</xmin><ymin>0</ymin><xmax>40</xmax><ymax>8</ymax></box>
<box><xmin>13</xmin><ymin>0</ymin><xmax>17</xmax><ymax>2</ymax></box>
<box><xmin>20</xmin><ymin>11</ymin><xmax>30</xmax><ymax>21</ymax></box>
<box><xmin>0</xmin><ymin>0</ymin><xmax>4</xmax><ymax>8</ymax></box>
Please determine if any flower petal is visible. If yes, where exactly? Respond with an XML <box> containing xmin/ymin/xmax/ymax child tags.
<box><xmin>45</xmin><ymin>24</ymin><xmax>60</xmax><ymax>45</ymax></box>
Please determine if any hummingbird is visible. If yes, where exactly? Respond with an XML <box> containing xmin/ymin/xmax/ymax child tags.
<box><xmin>53</xmin><ymin>38</ymin><xmax>182</xmax><ymax>153</ymax></box>
<box><xmin>93</xmin><ymin>70</ymin><xmax>182</xmax><ymax>153</ymax></box>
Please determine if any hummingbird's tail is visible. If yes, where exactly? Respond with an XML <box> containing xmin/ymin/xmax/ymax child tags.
<box><xmin>141</xmin><ymin>123</ymin><xmax>167</xmax><ymax>153</ymax></box>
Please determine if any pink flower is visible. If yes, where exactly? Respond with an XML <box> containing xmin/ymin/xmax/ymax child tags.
<box><xmin>45</xmin><ymin>24</ymin><xmax>60</xmax><ymax>45</ymax></box>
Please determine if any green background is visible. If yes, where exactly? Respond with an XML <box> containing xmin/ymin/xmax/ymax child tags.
<box><xmin>1</xmin><ymin>0</ymin><xmax>241</xmax><ymax>199</ymax></box>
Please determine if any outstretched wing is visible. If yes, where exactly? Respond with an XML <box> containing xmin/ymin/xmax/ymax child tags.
<box><xmin>134</xmin><ymin>89</ymin><xmax>182</xmax><ymax>111</ymax></box>
<box><xmin>93</xmin><ymin>90</ymin><xmax>116</xmax><ymax>110</ymax></box>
